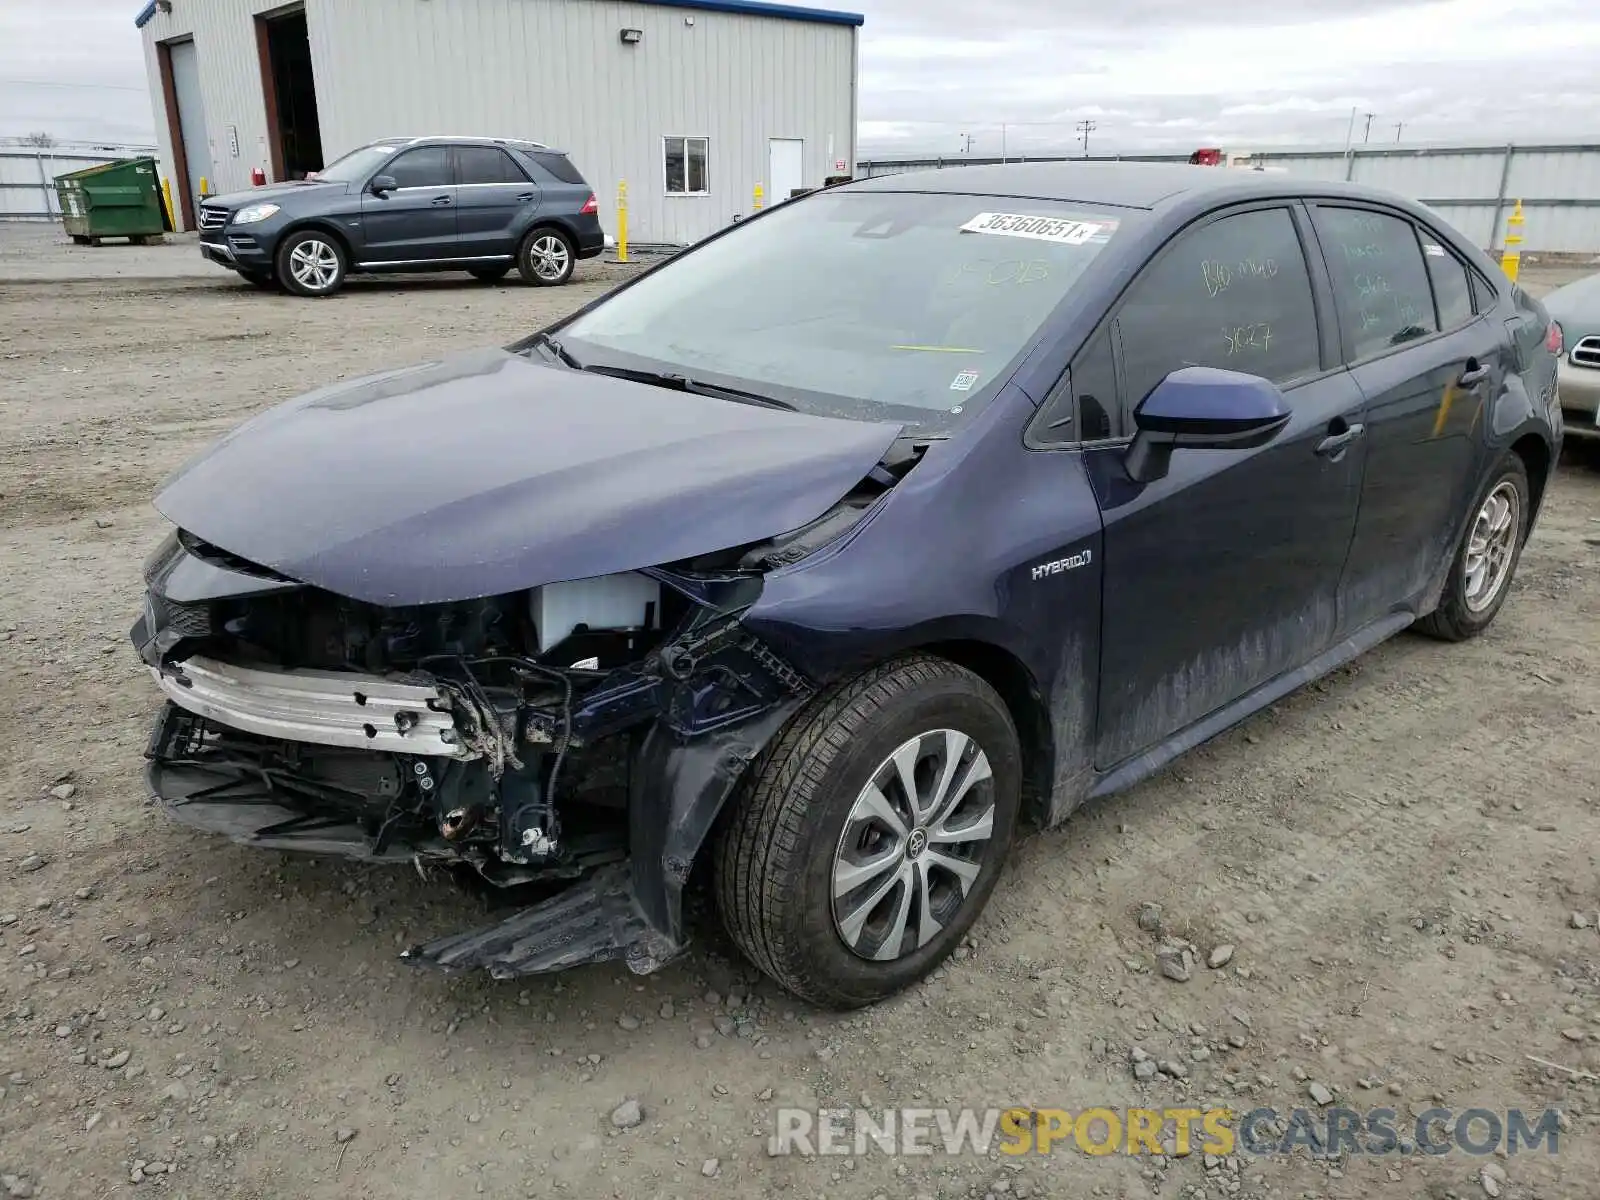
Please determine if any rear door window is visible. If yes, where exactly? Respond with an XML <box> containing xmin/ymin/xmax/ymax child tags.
<box><xmin>385</xmin><ymin>147</ymin><xmax>452</xmax><ymax>189</ymax></box>
<box><xmin>1115</xmin><ymin>206</ymin><xmax>1322</xmax><ymax>409</ymax></box>
<box><xmin>456</xmin><ymin>146</ymin><xmax>529</xmax><ymax>185</ymax></box>
<box><xmin>531</xmin><ymin>151</ymin><xmax>586</xmax><ymax>185</ymax></box>
<box><xmin>1312</xmin><ymin>206</ymin><xmax>1439</xmax><ymax>360</ymax></box>
<box><xmin>1419</xmin><ymin>235</ymin><xmax>1475</xmax><ymax>329</ymax></box>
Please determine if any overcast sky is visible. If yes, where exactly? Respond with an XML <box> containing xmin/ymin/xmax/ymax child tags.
<box><xmin>3</xmin><ymin>0</ymin><xmax>1599</xmax><ymax>153</ymax></box>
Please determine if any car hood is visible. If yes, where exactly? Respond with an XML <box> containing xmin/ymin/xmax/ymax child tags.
<box><xmin>206</xmin><ymin>180</ymin><xmax>349</xmax><ymax>209</ymax></box>
<box><xmin>153</xmin><ymin>349</ymin><xmax>903</xmax><ymax>605</ymax></box>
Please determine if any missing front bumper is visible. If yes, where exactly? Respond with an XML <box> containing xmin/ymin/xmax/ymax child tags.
<box><xmin>150</xmin><ymin>654</ymin><xmax>467</xmax><ymax>758</ymax></box>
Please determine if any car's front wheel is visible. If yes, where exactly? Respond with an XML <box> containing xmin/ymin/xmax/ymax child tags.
<box><xmin>1417</xmin><ymin>452</ymin><xmax>1532</xmax><ymax>641</ymax></box>
<box><xmin>274</xmin><ymin>230</ymin><xmax>347</xmax><ymax>297</ymax></box>
<box><xmin>715</xmin><ymin>656</ymin><xmax>1020</xmax><ymax>1009</ymax></box>
<box><xmin>517</xmin><ymin>227</ymin><xmax>575</xmax><ymax>286</ymax></box>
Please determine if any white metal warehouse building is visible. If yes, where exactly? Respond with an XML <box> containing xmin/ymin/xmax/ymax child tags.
<box><xmin>135</xmin><ymin>0</ymin><xmax>861</xmax><ymax>243</ymax></box>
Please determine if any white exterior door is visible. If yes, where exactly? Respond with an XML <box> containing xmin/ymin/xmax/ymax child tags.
<box><xmin>768</xmin><ymin>138</ymin><xmax>804</xmax><ymax>203</ymax></box>
<box><xmin>168</xmin><ymin>39</ymin><xmax>212</xmax><ymax>220</ymax></box>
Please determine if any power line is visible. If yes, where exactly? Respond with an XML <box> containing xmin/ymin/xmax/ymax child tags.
<box><xmin>0</xmin><ymin>79</ymin><xmax>147</xmax><ymax>92</ymax></box>
<box><xmin>1076</xmin><ymin>119</ymin><xmax>1097</xmax><ymax>156</ymax></box>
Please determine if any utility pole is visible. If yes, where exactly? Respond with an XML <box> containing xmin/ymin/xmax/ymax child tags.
<box><xmin>1393</xmin><ymin>121</ymin><xmax>1404</xmax><ymax>143</ymax></box>
<box><xmin>1076</xmin><ymin>119</ymin><xmax>1096</xmax><ymax>157</ymax></box>
<box><xmin>1362</xmin><ymin>112</ymin><xmax>1375</xmax><ymax>143</ymax></box>
<box><xmin>958</xmin><ymin>132</ymin><xmax>973</xmax><ymax>154</ymax></box>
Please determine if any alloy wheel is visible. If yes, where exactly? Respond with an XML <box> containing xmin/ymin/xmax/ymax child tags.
<box><xmin>1463</xmin><ymin>480</ymin><xmax>1520</xmax><ymax>612</ymax></box>
<box><xmin>528</xmin><ymin>234</ymin><xmax>570</xmax><ymax>282</ymax></box>
<box><xmin>831</xmin><ymin>728</ymin><xmax>995</xmax><ymax>962</ymax></box>
<box><xmin>287</xmin><ymin>238</ymin><xmax>340</xmax><ymax>292</ymax></box>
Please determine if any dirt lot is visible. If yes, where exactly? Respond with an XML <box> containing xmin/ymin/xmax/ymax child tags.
<box><xmin>2</xmin><ymin>229</ymin><xmax>1599</xmax><ymax>1200</ymax></box>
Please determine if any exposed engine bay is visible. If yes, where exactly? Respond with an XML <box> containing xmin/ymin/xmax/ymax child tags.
<box><xmin>131</xmin><ymin>461</ymin><xmax>907</xmax><ymax>976</ymax></box>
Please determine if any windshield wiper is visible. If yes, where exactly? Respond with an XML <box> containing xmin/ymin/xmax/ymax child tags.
<box><xmin>581</xmin><ymin>364</ymin><xmax>796</xmax><ymax>411</ymax></box>
<box><xmin>529</xmin><ymin>331</ymin><xmax>583</xmax><ymax>370</ymax></box>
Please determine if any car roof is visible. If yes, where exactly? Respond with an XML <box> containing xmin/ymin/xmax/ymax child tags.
<box><xmin>371</xmin><ymin>135</ymin><xmax>557</xmax><ymax>153</ymax></box>
<box><xmin>847</xmin><ymin>160</ymin><xmax>1389</xmax><ymax>211</ymax></box>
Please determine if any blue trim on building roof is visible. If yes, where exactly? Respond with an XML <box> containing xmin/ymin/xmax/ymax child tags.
<box><xmin>633</xmin><ymin>0</ymin><xmax>863</xmax><ymax>25</ymax></box>
<box><xmin>137</xmin><ymin>0</ymin><xmax>862</xmax><ymax>30</ymax></box>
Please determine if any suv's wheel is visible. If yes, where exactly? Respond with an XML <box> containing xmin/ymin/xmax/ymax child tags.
<box><xmin>237</xmin><ymin>268</ymin><xmax>275</xmax><ymax>289</ymax></box>
<box><xmin>275</xmin><ymin>230</ymin><xmax>347</xmax><ymax>297</ymax></box>
<box><xmin>469</xmin><ymin>265</ymin><xmax>511</xmax><ymax>283</ymax></box>
<box><xmin>1417</xmin><ymin>453</ymin><xmax>1531</xmax><ymax>641</ymax></box>
<box><xmin>715</xmin><ymin>656</ymin><xmax>1021</xmax><ymax>1009</ymax></box>
<box><xmin>517</xmin><ymin>227</ymin><xmax>575</xmax><ymax>286</ymax></box>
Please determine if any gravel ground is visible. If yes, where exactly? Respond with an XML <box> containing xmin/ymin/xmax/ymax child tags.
<box><xmin>2</xmin><ymin>226</ymin><xmax>1600</xmax><ymax>1200</ymax></box>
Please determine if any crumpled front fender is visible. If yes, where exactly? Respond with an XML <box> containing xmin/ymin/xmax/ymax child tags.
<box><xmin>403</xmin><ymin>699</ymin><xmax>804</xmax><ymax>979</ymax></box>
<box><xmin>628</xmin><ymin>700</ymin><xmax>803</xmax><ymax>938</ymax></box>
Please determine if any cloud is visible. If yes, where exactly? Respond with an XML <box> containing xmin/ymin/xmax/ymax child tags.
<box><xmin>1</xmin><ymin>0</ymin><xmax>1597</xmax><ymax>156</ymax></box>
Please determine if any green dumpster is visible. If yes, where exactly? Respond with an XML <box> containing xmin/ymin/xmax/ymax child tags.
<box><xmin>54</xmin><ymin>156</ymin><xmax>168</xmax><ymax>245</ymax></box>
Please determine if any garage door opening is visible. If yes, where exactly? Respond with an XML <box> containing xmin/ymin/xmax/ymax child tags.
<box><xmin>256</xmin><ymin>6</ymin><xmax>323</xmax><ymax>180</ymax></box>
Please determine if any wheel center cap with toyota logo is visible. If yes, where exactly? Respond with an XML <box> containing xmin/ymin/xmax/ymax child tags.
<box><xmin>905</xmin><ymin>828</ymin><xmax>928</xmax><ymax>860</ymax></box>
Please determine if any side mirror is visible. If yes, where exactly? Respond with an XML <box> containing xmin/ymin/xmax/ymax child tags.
<box><xmin>1124</xmin><ymin>366</ymin><xmax>1291</xmax><ymax>483</ymax></box>
<box><xmin>368</xmin><ymin>175</ymin><xmax>398</xmax><ymax>196</ymax></box>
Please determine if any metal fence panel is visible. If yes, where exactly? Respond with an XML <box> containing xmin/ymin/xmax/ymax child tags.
<box><xmin>858</xmin><ymin>141</ymin><xmax>1600</xmax><ymax>252</ymax></box>
<box><xmin>0</xmin><ymin>147</ymin><xmax>159</xmax><ymax>220</ymax></box>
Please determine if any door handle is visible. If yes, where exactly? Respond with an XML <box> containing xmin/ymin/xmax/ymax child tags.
<box><xmin>1458</xmin><ymin>363</ymin><xmax>1490</xmax><ymax>387</ymax></box>
<box><xmin>516</xmin><ymin>192</ymin><xmax>536</xmax><ymax>202</ymax></box>
<box><xmin>431</xmin><ymin>195</ymin><xmax>453</xmax><ymax>206</ymax></box>
<box><xmin>1315</xmin><ymin>422</ymin><xmax>1365</xmax><ymax>458</ymax></box>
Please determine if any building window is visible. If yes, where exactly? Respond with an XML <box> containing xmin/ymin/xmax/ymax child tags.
<box><xmin>664</xmin><ymin>136</ymin><xmax>709</xmax><ymax>195</ymax></box>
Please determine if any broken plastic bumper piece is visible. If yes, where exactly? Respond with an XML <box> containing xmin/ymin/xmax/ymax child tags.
<box><xmin>401</xmin><ymin>862</ymin><xmax>681</xmax><ymax>978</ymax></box>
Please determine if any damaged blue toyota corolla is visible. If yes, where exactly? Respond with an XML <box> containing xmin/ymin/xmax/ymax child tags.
<box><xmin>132</xmin><ymin>163</ymin><xmax>1561</xmax><ymax>1008</ymax></box>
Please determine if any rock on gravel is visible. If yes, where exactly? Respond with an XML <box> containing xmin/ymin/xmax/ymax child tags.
<box><xmin>1207</xmin><ymin>944</ymin><xmax>1235</xmax><ymax>969</ymax></box>
<box><xmin>17</xmin><ymin>854</ymin><xmax>44</xmax><ymax>873</ymax></box>
<box><xmin>1155</xmin><ymin>943</ymin><xmax>1192</xmax><ymax>982</ymax></box>
<box><xmin>1137</xmin><ymin>903</ymin><xmax>1163</xmax><ymax>932</ymax></box>
<box><xmin>611</xmin><ymin>1098</ymin><xmax>643</xmax><ymax>1129</ymax></box>
<box><xmin>701</xmin><ymin>1158</ymin><xmax>720</xmax><ymax>1177</ymax></box>
<box><xmin>1307</xmin><ymin>1081</ymin><xmax>1334</xmax><ymax>1106</ymax></box>
<box><xmin>101</xmin><ymin>1049</ymin><xmax>131</xmax><ymax>1070</ymax></box>
<box><xmin>336</xmin><ymin>1127</ymin><xmax>357</xmax><ymax>1144</ymax></box>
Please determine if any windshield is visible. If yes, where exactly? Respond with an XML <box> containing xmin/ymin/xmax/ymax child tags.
<box><xmin>558</xmin><ymin>191</ymin><xmax>1130</xmax><ymax>434</ymax></box>
<box><xmin>311</xmin><ymin>144</ymin><xmax>402</xmax><ymax>184</ymax></box>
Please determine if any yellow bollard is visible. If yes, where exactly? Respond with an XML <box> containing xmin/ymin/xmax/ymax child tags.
<box><xmin>753</xmin><ymin>182</ymin><xmax>764</xmax><ymax>211</ymax></box>
<box><xmin>198</xmin><ymin>176</ymin><xmax>208</xmax><ymax>198</ymax></box>
<box><xmin>1500</xmin><ymin>199</ymin><xmax>1524</xmax><ymax>283</ymax></box>
<box><xmin>160</xmin><ymin>177</ymin><xmax>176</xmax><ymax>231</ymax></box>
<box><xmin>616</xmin><ymin>180</ymin><xmax>629</xmax><ymax>264</ymax></box>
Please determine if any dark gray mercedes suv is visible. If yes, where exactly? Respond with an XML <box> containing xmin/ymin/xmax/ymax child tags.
<box><xmin>197</xmin><ymin>135</ymin><xmax>604</xmax><ymax>296</ymax></box>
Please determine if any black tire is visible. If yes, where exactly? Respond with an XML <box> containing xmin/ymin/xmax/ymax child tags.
<box><xmin>1416</xmin><ymin>453</ymin><xmax>1531</xmax><ymax>641</ymax></box>
<box><xmin>237</xmin><ymin>268</ymin><xmax>275</xmax><ymax>289</ymax></box>
<box><xmin>273</xmin><ymin>229</ymin><xmax>347</xmax><ymax>297</ymax></box>
<box><xmin>714</xmin><ymin>655</ymin><xmax>1021</xmax><ymax>1009</ymax></box>
<box><xmin>468</xmin><ymin>265</ymin><xmax>511</xmax><ymax>283</ymax></box>
<box><xmin>516</xmin><ymin>226</ymin><xmax>576</xmax><ymax>286</ymax></box>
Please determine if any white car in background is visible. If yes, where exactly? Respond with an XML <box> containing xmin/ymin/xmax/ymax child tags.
<box><xmin>1543</xmin><ymin>272</ymin><xmax>1600</xmax><ymax>439</ymax></box>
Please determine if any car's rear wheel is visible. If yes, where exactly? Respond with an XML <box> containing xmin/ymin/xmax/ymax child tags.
<box><xmin>1417</xmin><ymin>453</ymin><xmax>1531</xmax><ymax>641</ymax></box>
<box><xmin>714</xmin><ymin>656</ymin><xmax>1020</xmax><ymax>1009</ymax></box>
<box><xmin>517</xmin><ymin>227</ymin><xmax>575</xmax><ymax>286</ymax></box>
<box><xmin>237</xmin><ymin>268</ymin><xmax>275</xmax><ymax>289</ymax></box>
<box><xmin>274</xmin><ymin>230</ymin><xmax>347</xmax><ymax>297</ymax></box>
<box><xmin>468</xmin><ymin>265</ymin><xmax>511</xmax><ymax>283</ymax></box>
